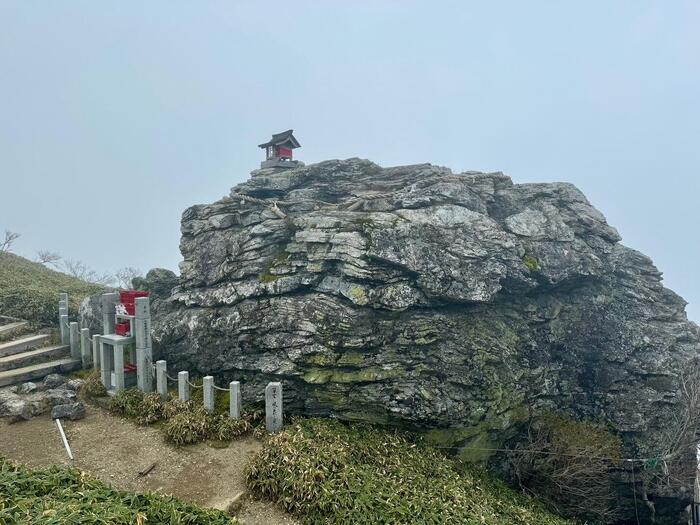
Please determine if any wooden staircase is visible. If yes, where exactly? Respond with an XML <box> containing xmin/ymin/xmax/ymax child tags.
<box><xmin>0</xmin><ymin>317</ymin><xmax>80</xmax><ymax>387</ymax></box>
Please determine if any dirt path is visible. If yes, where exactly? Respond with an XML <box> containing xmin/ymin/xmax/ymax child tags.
<box><xmin>0</xmin><ymin>406</ymin><xmax>297</xmax><ymax>525</ymax></box>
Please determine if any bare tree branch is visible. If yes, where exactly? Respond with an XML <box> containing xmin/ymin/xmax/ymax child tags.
<box><xmin>0</xmin><ymin>230</ymin><xmax>20</xmax><ymax>253</ymax></box>
<box><xmin>36</xmin><ymin>250</ymin><xmax>62</xmax><ymax>267</ymax></box>
<box><xmin>114</xmin><ymin>266</ymin><xmax>143</xmax><ymax>289</ymax></box>
<box><xmin>61</xmin><ymin>259</ymin><xmax>114</xmax><ymax>286</ymax></box>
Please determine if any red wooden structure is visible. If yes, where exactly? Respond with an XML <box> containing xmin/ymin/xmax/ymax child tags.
<box><xmin>258</xmin><ymin>130</ymin><xmax>301</xmax><ymax>165</ymax></box>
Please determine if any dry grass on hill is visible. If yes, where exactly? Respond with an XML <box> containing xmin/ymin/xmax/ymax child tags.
<box><xmin>0</xmin><ymin>252</ymin><xmax>103</xmax><ymax>325</ymax></box>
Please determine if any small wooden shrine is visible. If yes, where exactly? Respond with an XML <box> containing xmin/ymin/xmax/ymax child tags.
<box><xmin>258</xmin><ymin>130</ymin><xmax>301</xmax><ymax>168</ymax></box>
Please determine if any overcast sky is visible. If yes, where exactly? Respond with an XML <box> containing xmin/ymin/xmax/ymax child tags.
<box><xmin>1</xmin><ymin>1</ymin><xmax>698</xmax><ymax>320</ymax></box>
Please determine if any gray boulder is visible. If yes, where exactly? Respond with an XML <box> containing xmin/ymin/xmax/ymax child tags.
<box><xmin>0</xmin><ymin>390</ymin><xmax>32</xmax><ymax>422</ymax></box>
<box><xmin>153</xmin><ymin>159</ymin><xmax>700</xmax><ymax>523</ymax></box>
<box><xmin>79</xmin><ymin>293</ymin><xmax>104</xmax><ymax>335</ymax></box>
<box><xmin>132</xmin><ymin>268</ymin><xmax>178</xmax><ymax>298</ymax></box>
<box><xmin>51</xmin><ymin>402</ymin><xmax>86</xmax><ymax>421</ymax></box>
<box><xmin>65</xmin><ymin>379</ymin><xmax>84</xmax><ymax>391</ymax></box>
<box><xmin>12</xmin><ymin>382</ymin><xmax>37</xmax><ymax>395</ymax></box>
<box><xmin>42</xmin><ymin>373</ymin><xmax>65</xmax><ymax>389</ymax></box>
<box><xmin>43</xmin><ymin>387</ymin><xmax>77</xmax><ymax>406</ymax></box>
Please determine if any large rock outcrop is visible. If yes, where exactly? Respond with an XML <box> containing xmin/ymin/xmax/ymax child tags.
<box><xmin>153</xmin><ymin>159</ymin><xmax>699</xmax><ymax>522</ymax></box>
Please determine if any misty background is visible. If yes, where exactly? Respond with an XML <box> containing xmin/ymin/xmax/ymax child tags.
<box><xmin>1</xmin><ymin>1</ymin><xmax>698</xmax><ymax>320</ymax></box>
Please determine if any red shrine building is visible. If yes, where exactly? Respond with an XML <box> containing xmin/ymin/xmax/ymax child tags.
<box><xmin>258</xmin><ymin>130</ymin><xmax>301</xmax><ymax>169</ymax></box>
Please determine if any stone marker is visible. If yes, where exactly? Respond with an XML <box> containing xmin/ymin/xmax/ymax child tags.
<box><xmin>113</xmin><ymin>345</ymin><xmax>125</xmax><ymax>392</ymax></box>
<box><xmin>69</xmin><ymin>322</ymin><xmax>79</xmax><ymax>360</ymax></box>
<box><xmin>101</xmin><ymin>292</ymin><xmax>118</xmax><ymax>335</ymax></box>
<box><xmin>203</xmin><ymin>376</ymin><xmax>214</xmax><ymax>413</ymax></box>
<box><xmin>178</xmin><ymin>371</ymin><xmax>189</xmax><ymax>402</ymax></box>
<box><xmin>58</xmin><ymin>293</ymin><xmax>68</xmax><ymax>344</ymax></box>
<box><xmin>134</xmin><ymin>318</ymin><xmax>151</xmax><ymax>349</ymax></box>
<box><xmin>134</xmin><ymin>296</ymin><xmax>153</xmax><ymax>393</ymax></box>
<box><xmin>92</xmin><ymin>335</ymin><xmax>100</xmax><ymax>369</ymax></box>
<box><xmin>59</xmin><ymin>314</ymin><xmax>69</xmax><ymax>345</ymax></box>
<box><xmin>156</xmin><ymin>360</ymin><xmax>168</xmax><ymax>400</ymax></box>
<box><xmin>80</xmin><ymin>328</ymin><xmax>91</xmax><ymax>369</ymax></box>
<box><xmin>265</xmin><ymin>382</ymin><xmax>283</xmax><ymax>433</ymax></box>
<box><xmin>229</xmin><ymin>381</ymin><xmax>241</xmax><ymax>419</ymax></box>
<box><xmin>100</xmin><ymin>340</ymin><xmax>112</xmax><ymax>389</ymax></box>
<box><xmin>136</xmin><ymin>347</ymin><xmax>153</xmax><ymax>392</ymax></box>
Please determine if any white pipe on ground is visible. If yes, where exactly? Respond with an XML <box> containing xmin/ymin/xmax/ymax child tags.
<box><xmin>55</xmin><ymin>418</ymin><xmax>73</xmax><ymax>460</ymax></box>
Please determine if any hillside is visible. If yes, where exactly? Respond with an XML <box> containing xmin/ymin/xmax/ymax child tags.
<box><xmin>0</xmin><ymin>252</ymin><xmax>103</xmax><ymax>325</ymax></box>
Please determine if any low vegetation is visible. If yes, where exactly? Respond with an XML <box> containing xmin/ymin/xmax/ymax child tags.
<box><xmin>0</xmin><ymin>457</ymin><xmax>235</xmax><ymax>524</ymax></box>
<box><xmin>0</xmin><ymin>252</ymin><xmax>103</xmax><ymax>325</ymax></box>
<box><xmin>246</xmin><ymin>417</ymin><xmax>573</xmax><ymax>525</ymax></box>
<box><xmin>509</xmin><ymin>413</ymin><xmax>623</xmax><ymax>522</ymax></box>
<box><xmin>77</xmin><ymin>370</ymin><xmax>108</xmax><ymax>400</ymax></box>
<box><xmin>108</xmin><ymin>388</ymin><xmax>260</xmax><ymax>446</ymax></box>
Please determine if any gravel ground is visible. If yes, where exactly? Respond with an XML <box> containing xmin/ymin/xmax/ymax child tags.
<box><xmin>0</xmin><ymin>405</ymin><xmax>298</xmax><ymax>525</ymax></box>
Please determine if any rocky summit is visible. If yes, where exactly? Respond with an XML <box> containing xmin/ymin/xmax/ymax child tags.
<box><xmin>152</xmin><ymin>158</ymin><xmax>699</xmax><ymax>520</ymax></box>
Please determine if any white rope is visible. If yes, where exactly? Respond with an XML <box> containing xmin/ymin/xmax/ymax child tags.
<box><xmin>212</xmin><ymin>384</ymin><xmax>230</xmax><ymax>392</ymax></box>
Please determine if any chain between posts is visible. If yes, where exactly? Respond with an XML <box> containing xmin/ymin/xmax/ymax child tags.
<box><xmin>160</xmin><ymin>368</ymin><xmax>230</xmax><ymax>391</ymax></box>
<box><xmin>164</xmin><ymin>372</ymin><xmax>231</xmax><ymax>392</ymax></box>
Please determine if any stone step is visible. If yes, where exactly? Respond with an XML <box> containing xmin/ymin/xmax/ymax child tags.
<box><xmin>0</xmin><ymin>321</ymin><xmax>29</xmax><ymax>341</ymax></box>
<box><xmin>0</xmin><ymin>345</ymin><xmax>70</xmax><ymax>372</ymax></box>
<box><xmin>0</xmin><ymin>334</ymin><xmax>52</xmax><ymax>357</ymax></box>
<box><xmin>0</xmin><ymin>358</ymin><xmax>81</xmax><ymax>388</ymax></box>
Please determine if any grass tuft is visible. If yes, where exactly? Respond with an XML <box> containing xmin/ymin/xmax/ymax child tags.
<box><xmin>0</xmin><ymin>457</ymin><xmax>236</xmax><ymax>524</ymax></box>
<box><xmin>163</xmin><ymin>406</ymin><xmax>214</xmax><ymax>446</ymax></box>
<box><xmin>246</xmin><ymin>417</ymin><xmax>573</xmax><ymax>525</ymax></box>
<box><xmin>108</xmin><ymin>388</ymin><xmax>261</xmax><ymax>446</ymax></box>
<box><xmin>78</xmin><ymin>370</ymin><xmax>107</xmax><ymax>400</ymax></box>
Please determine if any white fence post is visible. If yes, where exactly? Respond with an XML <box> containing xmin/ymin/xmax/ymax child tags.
<box><xmin>69</xmin><ymin>322</ymin><xmax>79</xmax><ymax>360</ymax></box>
<box><xmin>265</xmin><ymin>382</ymin><xmax>283</xmax><ymax>433</ymax></box>
<box><xmin>100</xmin><ymin>339</ymin><xmax>112</xmax><ymax>389</ymax></box>
<box><xmin>203</xmin><ymin>376</ymin><xmax>214</xmax><ymax>413</ymax></box>
<box><xmin>58</xmin><ymin>293</ymin><xmax>68</xmax><ymax>344</ymax></box>
<box><xmin>178</xmin><ymin>371</ymin><xmax>189</xmax><ymax>402</ymax></box>
<box><xmin>59</xmin><ymin>314</ymin><xmax>69</xmax><ymax>345</ymax></box>
<box><xmin>80</xmin><ymin>328</ymin><xmax>91</xmax><ymax>368</ymax></box>
<box><xmin>92</xmin><ymin>335</ymin><xmax>101</xmax><ymax>370</ymax></box>
<box><xmin>156</xmin><ymin>360</ymin><xmax>168</xmax><ymax>400</ymax></box>
<box><xmin>113</xmin><ymin>344</ymin><xmax>125</xmax><ymax>392</ymax></box>
<box><xmin>229</xmin><ymin>381</ymin><xmax>241</xmax><ymax>419</ymax></box>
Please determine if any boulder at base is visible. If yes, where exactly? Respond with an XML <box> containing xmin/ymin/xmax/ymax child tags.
<box><xmin>51</xmin><ymin>402</ymin><xmax>86</xmax><ymax>421</ymax></box>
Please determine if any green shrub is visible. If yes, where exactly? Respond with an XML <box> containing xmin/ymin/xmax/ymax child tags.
<box><xmin>0</xmin><ymin>457</ymin><xmax>236</xmax><ymax>524</ymax></box>
<box><xmin>164</xmin><ymin>406</ymin><xmax>213</xmax><ymax>446</ymax></box>
<box><xmin>135</xmin><ymin>393</ymin><xmax>167</xmax><ymax>426</ymax></box>
<box><xmin>509</xmin><ymin>412</ymin><xmax>622</xmax><ymax>522</ymax></box>
<box><xmin>108</xmin><ymin>388</ymin><xmax>145</xmax><ymax>419</ymax></box>
<box><xmin>162</xmin><ymin>398</ymin><xmax>196</xmax><ymax>419</ymax></box>
<box><xmin>107</xmin><ymin>388</ymin><xmax>262</xmax><ymax>446</ymax></box>
<box><xmin>211</xmin><ymin>415</ymin><xmax>252</xmax><ymax>441</ymax></box>
<box><xmin>246</xmin><ymin>418</ymin><xmax>572</xmax><ymax>525</ymax></box>
<box><xmin>78</xmin><ymin>371</ymin><xmax>107</xmax><ymax>400</ymax></box>
<box><xmin>0</xmin><ymin>252</ymin><xmax>104</xmax><ymax>325</ymax></box>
